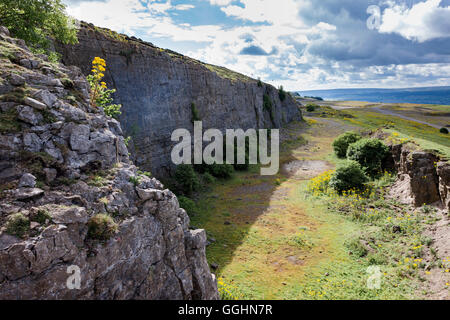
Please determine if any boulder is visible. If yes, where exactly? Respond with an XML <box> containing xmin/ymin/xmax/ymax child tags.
<box><xmin>33</xmin><ymin>89</ymin><xmax>57</xmax><ymax>108</ymax></box>
<box><xmin>24</xmin><ymin>97</ymin><xmax>47</xmax><ymax>110</ymax></box>
<box><xmin>13</xmin><ymin>188</ymin><xmax>44</xmax><ymax>200</ymax></box>
<box><xmin>17</xmin><ymin>105</ymin><xmax>42</xmax><ymax>125</ymax></box>
<box><xmin>18</xmin><ymin>173</ymin><xmax>36</xmax><ymax>188</ymax></box>
<box><xmin>69</xmin><ymin>124</ymin><xmax>91</xmax><ymax>154</ymax></box>
<box><xmin>9</xmin><ymin>74</ymin><xmax>25</xmax><ymax>86</ymax></box>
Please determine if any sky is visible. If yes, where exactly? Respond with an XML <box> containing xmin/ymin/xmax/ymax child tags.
<box><xmin>62</xmin><ymin>0</ymin><xmax>450</xmax><ymax>91</ymax></box>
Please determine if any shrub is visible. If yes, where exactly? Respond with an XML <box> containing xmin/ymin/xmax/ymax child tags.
<box><xmin>32</xmin><ymin>209</ymin><xmax>52</xmax><ymax>225</ymax></box>
<box><xmin>224</xmin><ymin>135</ymin><xmax>251</xmax><ymax>172</ymax></box>
<box><xmin>87</xmin><ymin>214</ymin><xmax>118</xmax><ymax>241</ymax></box>
<box><xmin>346</xmin><ymin>138</ymin><xmax>389</xmax><ymax>178</ymax></box>
<box><xmin>329</xmin><ymin>161</ymin><xmax>368</xmax><ymax>193</ymax></box>
<box><xmin>203</xmin><ymin>172</ymin><xmax>216</xmax><ymax>184</ymax></box>
<box><xmin>5</xmin><ymin>213</ymin><xmax>30</xmax><ymax>238</ymax></box>
<box><xmin>278</xmin><ymin>86</ymin><xmax>286</xmax><ymax>101</ymax></box>
<box><xmin>440</xmin><ymin>127</ymin><xmax>449</xmax><ymax>134</ymax></box>
<box><xmin>191</xmin><ymin>103</ymin><xmax>201</xmax><ymax>122</ymax></box>
<box><xmin>306</xmin><ymin>104</ymin><xmax>318</xmax><ymax>112</ymax></box>
<box><xmin>332</xmin><ymin>131</ymin><xmax>362</xmax><ymax>158</ymax></box>
<box><xmin>174</xmin><ymin>164</ymin><xmax>200</xmax><ymax>195</ymax></box>
<box><xmin>178</xmin><ymin>196</ymin><xmax>198</xmax><ymax>216</ymax></box>
<box><xmin>207</xmin><ymin>163</ymin><xmax>234</xmax><ymax>179</ymax></box>
<box><xmin>129</xmin><ymin>175</ymin><xmax>141</xmax><ymax>186</ymax></box>
<box><xmin>263</xmin><ymin>94</ymin><xmax>272</xmax><ymax>111</ymax></box>
<box><xmin>257</xmin><ymin>78</ymin><xmax>263</xmax><ymax>87</ymax></box>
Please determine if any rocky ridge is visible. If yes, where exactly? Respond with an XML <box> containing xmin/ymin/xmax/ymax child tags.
<box><xmin>0</xmin><ymin>26</ymin><xmax>218</xmax><ymax>300</ymax></box>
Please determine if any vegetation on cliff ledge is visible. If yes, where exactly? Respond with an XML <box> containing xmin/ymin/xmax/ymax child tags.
<box><xmin>0</xmin><ymin>0</ymin><xmax>77</xmax><ymax>55</ymax></box>
<box><xmin>87</xmin><ymin>57</ymin><xmax>122</xmax><ymax>119</ymax></box>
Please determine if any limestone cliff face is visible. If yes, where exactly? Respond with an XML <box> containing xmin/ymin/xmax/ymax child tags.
<box><xmin>0</xmin><ymin>26</ymin><xmax>218</xmax><ymax>300</ymax></box>
<box><xmin>56</xmin><ymin>23</ymin><xmax>303</xmax><ymax>176</ymax></box>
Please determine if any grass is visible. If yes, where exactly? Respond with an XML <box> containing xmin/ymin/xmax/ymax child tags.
<box><xmin>87</xmin><ymin>214</ymin><xmax>118</xmax><ymax>241</ymax></box>
<box><xmin>5</xmin><ymin>213</ymin><xmax>30</xmax><ymax>239</ymax></box>
<box><xmin>337</xmin><ymin>108</ymin><xmax>450</xmax><ymax>158</ymax></box>
<box><xmin>203</xmin><ymin>63</ymin><xmax>253</xmax><ymax>82</ymax></box>
<box><xmin>0</xmin><ymin>107</ymin><xmax>21</xmax><ymax>133</ymax></box>
<box><xmin>188</xmin><ymin>105</ymin><xmax>450</xmax><ymax>300</ymax></box>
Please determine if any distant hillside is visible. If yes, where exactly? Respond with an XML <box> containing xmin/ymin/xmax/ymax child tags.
<box><xmin>298</xmin><ymin>86</ymin><xmax>450</xmax><ymax>105</ymax></box>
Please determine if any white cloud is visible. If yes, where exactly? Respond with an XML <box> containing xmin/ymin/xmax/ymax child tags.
<box><xmin>379</xmin><ymin>0</ymin><xmax>450</xmax><ymax>42</ymax></box>
<box><xmin>220</xmin><ymin>0</ymin><xmax>304</xmax><ymax>27</ymax></box>
<box><xmin>207</xmin><ymin>0</ymin><xmax>234</xmax><ymax>5</ymax></box>
<box><xmin>63</xmin><ymin>0</ymin><xmax>450</xmax><ymax>90</ymax></box>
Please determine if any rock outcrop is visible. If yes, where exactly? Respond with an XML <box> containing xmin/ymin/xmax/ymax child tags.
<box><xmin>437</xmin><ymin>162</ymin><xmax>450</xmax><ymax>213</ymax></box>
<box><xmin>387</xmin><ymin>140</ymin><xmax>449</xmax><ymax>212</ymax></box>
<box><xmin>0</xmin><ymin>27</ymin><xmax>218</xmax><ymax>300</ymax></box>
<box><xmin>56</xmin><ymin>22</ymin><xmax>303</xmax><ymax>176</ymax></box>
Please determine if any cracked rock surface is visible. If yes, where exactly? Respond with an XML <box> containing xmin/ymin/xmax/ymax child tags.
<box><xmin>0</xmin><ymin>26</ymin><xmax>218</xmax><ymax>300</ymax></box>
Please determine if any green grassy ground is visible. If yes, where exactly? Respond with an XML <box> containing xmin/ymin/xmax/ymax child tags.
<box><xmin>187</xmin><ymin>103</ymin><xmax>449</xmax><ymax>300</ymax></box>
<box><xmin>341</xmin><ymin>109</ymin><xmax>450</xmax><ymax>158</ymax></box>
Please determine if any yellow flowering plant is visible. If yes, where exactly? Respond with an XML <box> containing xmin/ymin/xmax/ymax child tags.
<box><xmin>87</xmin><ymin>57</ymin><xmax>122</xmax><ymax>119</ymax></box>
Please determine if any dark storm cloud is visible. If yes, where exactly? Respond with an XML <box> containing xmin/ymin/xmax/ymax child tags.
<box><xmin>240</xmin><ymin>45</ymin><xmax>269</xmax><ymax>55</ymax></box>
<box><xmin>297</xmin><ymin>0</ymin><xmax>450</xmax><ymax>68</ymax></box>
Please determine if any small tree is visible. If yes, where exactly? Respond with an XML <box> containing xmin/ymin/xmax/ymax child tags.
<box><xmin>191</xmin><ymin>103</ymin><xmax>201</xmax><ymax>122</ymax></box>
<box><xmin>332</xmin><ymin>131</ymin><xmax>362</xmax><ymax>158</ymax></box>
<box><xmin>87</xmin><ymin>57</ymin><xmax>122</xmax><ymax>119</ymax></box>
<box><xmin>257</xmin><ymin>78</ymin><xmax>263</xmax><ymax>87</ymax></box>
<box><xmin>347</xmin><ymin>138</ymin><xmax>389</xmax><ymax>178</ymax></box>
<box><xmin>174</xmin><ymin>164</ymin><xmax>200</xmax><ymax>195</ymax></box>
<box><xmin>0</xmin><ymin>0</ymin><xmax>77</xmax><ymax>51</ymax></box>
<box><xmin>306</xmin><ymin>104</ymin><xmax>318</xmax><ymax>112</ymax></box>
<box><xmin>278</xmin><ymin>86</ymin><xmax>286</xmax><ymax>101</ymax></box>
<box><xmin>329</xmin><ymin>161</ymin><xmax>368</xmax><ymax>194</ymax></box>
<box><xmin>178</xmin><ymin>196</ymin><xmax>198</xmax><ymax>216</ymax></box>
<box><xmin>207</xmin><ymin>163</ymin><xmax>234</xmax><ymax>179</ymax></box>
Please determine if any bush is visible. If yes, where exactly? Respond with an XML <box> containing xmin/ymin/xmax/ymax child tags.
<box><xmin>31</xmin><ymin>209</ymin><xmax>52</xmax><ymax>225</ymax></box>
<box><xmin>5</xmin><ymin>213</ymin><xmax>30</xmax><ymax>238</ymax></box>
<box><xmin>346</xmin><ymin>138</ymin><xmax>389</xmax><ymax>178</ymax></box>
<box><xmin>332</xmin><ymin>131</ymin><xmax>362</xmax><ymax>158</ymax></box>
<box><xmin>87</xmin><ymin>214</ymin><xmax>118</xmax><ymax>241</ymax></box>
<box><xmin>203</xmin><ymin>172</ymin><xmax>216</xmax><ymax>184</ymax></box>
<box><xmin>191</xmin><ymin>103</ymin><xmax>201</xmax><ymax>122</ymax></box>
<box><xmin>207</xmin><ymin>163</ymin><xmax>234</xmax><ymax>179</ymax></box>
<box><xmin>278</xmin><ymin>86</ymin><xmax>286</xmax><ymax>101</ymax></box>
<box><xmin>174</xmin><ymin>164</ymin><xmax>200</xmax><ymax>195</ymax></box>
<box><xmin>0</xmin><ymin>0</ymin><xmax>78</xmax><ymax>51</ymax></box>
<box><xmin>257</xmin><ymin>78</ymin><xmax>263</xmax><ymax>87</ymax></box>
<box><xmin>263</xmin><ymin>94</ymin><xmax>272</xmax><ymax>111</ymax></box>
<box><xmin>440</xmin><ymin>127</ymin><xmax>449</xmax><ymax>134</ymax></box>
<box><xmin>306</xmin><ymin>104</ymin><xmax>318</xmax><ymax>112</ymax></box>
<box><xmin>178</xmin><ymin>196</ymin><xmax>198</xmax><ymax>216</ymax></box>
<box><xmin>329</xmin><ymin>161</ymin><xmax>368</xmax><ymax>193</ymax></box>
